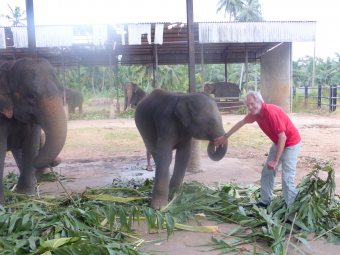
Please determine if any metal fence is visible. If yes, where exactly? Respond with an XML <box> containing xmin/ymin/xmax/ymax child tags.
<box><xmin>295</xmin><ymin>85</ymin><xmax>339</xmax><ymax>112</ymax></box>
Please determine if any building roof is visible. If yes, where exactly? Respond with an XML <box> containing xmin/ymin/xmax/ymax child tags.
<box><xmin>0</xmin><ymin>21</ymin><xmax>316</xmax><ymax>67</ymax></box>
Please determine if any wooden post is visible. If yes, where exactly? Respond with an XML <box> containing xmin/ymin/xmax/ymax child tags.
<box><xmin>26</xmin><ymin>0</ymin><xmax>36</xmax><ymax>53</ymax></box>
<box><xmin>187</xmin><ymin>0</ymin><xmax>196</xmax><ymax>93</ymax></box>
<box><xmin>186</xmin><ymin>0</ymin><xmax>201</xmax><ymax>173</ymax></box>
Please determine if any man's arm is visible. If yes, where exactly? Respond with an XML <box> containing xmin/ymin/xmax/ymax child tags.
<box><xmin>267</xmin><ymin>132</ymin><xmax>286</xmax><ymax>170</ymax></box>
<box><xmin>214</xmin><ymin>119</ymin><xmax>247</xmax><ymax>146</ymax></box>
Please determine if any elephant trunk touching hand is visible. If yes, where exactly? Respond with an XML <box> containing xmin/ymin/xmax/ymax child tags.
<box><xmin>135</xmin><ymin>89</ymin><xmax>227</xmax><ymax>209</ymax></box>
<box><xmin>124</xmin><ymin>82</ymin><xmax>146</xmax><ymax>111</ymax></box>
<box><xmin>0</xmin><ymin>57</ymin><xmax>67</xmax><ymax>203</ymax></box>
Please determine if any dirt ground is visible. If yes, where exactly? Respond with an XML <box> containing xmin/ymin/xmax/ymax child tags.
<box><xmin>4</xmin><ymin>112</ymin><xmax>340</xmax><ymax>255</ymax></box>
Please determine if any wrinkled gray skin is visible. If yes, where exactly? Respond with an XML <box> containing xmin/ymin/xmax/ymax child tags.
<box><xmin>65</xmin><ymin>87</ymin><xmax>83</xmax><ymax>114</ymax></box>
<box><xmin>135</xmin><ymin>89</ymin><xmax>227</xmax><ymax>209</ymax></box>
<box><xmin>124</xmin><ymin>82</ymin><xmax>146</xmax><ymax>111</ymax></box>
<box><xmin>0</xmin><ymin>58</ymin><xmax>67</xmax><ymax>203</ymax></box>
<box><xmin>204</xmin><ymin>82</ymin><xmax>240</xmax><ymax>98</ymax></box>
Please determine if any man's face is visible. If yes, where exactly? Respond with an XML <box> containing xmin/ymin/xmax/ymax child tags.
<box><xmin>246</xmin><ymin>95</ymin><xmax>262</xmax><ymax>115</ymax></box>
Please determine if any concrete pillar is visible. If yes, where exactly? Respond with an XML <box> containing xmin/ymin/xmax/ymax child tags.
<box><xmin>260</xmin><ymin>42</ymin><xmax>292</xmax><ymax>112</ymax></box>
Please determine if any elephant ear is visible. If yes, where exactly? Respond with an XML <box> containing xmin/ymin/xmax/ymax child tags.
<box><xmin>174</xmin><ymin>98</ymin><xmax>192</xmax><ymax>128</ymax></box>
<box><xmin>0</xmin><ymin>73</ymin><xmax>13</xmax><ymax>118</ymax></box>
<box><xmin>0</xmin><ymin>94</ymin><xmax>13</xmax><ymax>118</ymax></box>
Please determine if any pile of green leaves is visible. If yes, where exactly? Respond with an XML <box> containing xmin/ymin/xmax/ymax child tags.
<box><xmin>0</xmin><ymin>161</ymin><xmax>338</xmax><ymax>254</ymax></box>
<box><xmin>0</xmin><ymin>176</ymin><xmax>165</xmax><ymax>255</ymax></box>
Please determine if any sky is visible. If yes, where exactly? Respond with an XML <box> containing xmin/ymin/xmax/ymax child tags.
<box><xmin>0</xmin><ymin>0</ymin><xmax>339</xmax><ymax>60</ymax></box>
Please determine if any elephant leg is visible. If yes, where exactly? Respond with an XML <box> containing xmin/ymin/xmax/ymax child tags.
<box><xmin>124</xmin><ymin>94</ymin><xmax>128</xmax><ymax>111</ymax></box>
<box><xmin>146</xmin><ymin>150</ymin><xmax>153</xmax><ymax>171</ymax></box>
<box><xmin>152</xmin><ymin>143</ymin><xmax>173</xmax><ymax>209</ymax></box>
<box><xmin>0</xmin><ymin>132</ymin><xmax>7</xmax><ymax>203</ymax></box>
<box><xmin>169</xmin><ymin>140</ymin><xmax>191</xmax><ymax>197</ymax></box>
<box><xmin>79</xmin><ymin>103</ymin><xmax>83</xmax><ymax>113</ymax></box>
<box><xmin>71</xmin><ymin>105</ymin><xmax>75</xmax><ymax>114</ymax></box>
<box><xmin>16</xmin><ymin>125</ymin><xmax>40</xmax><ymax>195</ymax></box>
<box><xmin>12</xmin><ymin>149</ymin><xmax>23</xmax><ymax>172</ymax></box>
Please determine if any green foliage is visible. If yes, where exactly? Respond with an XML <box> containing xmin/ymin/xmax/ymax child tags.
<box><xmin>69</xmin><ymin>110</ymin><xmax>111</xmax><ymax>120</ymax></box>
<box><xmin>116</xmin><ymin>108</ymin><xmax>136</xmax><ymax>119</ymax></box>
<box><xmin>0</xmin><ymin>179</ymin><xmax>159</xmax><ymax>255</ymax></box>
<box><xmin>56</xmin><ymin>62</ymin><xmax>262</xmax><ymax>99</ymax></box>
<box><xmin>1</xmin><ymin>161</ymin><xmax>338</xmax><ymax>254</ymax></box>
<box><xmin>217</xmin><ymin>0</ymin><xmax>263</xmax><ymax>22</ymax></box>
<box><xmin>293</xmin><ymin>55</ymin><xmax>340</xmax><ymax>88</ymax></box>
<box><xmin>0</xmin><ymin>4</ymin><xmax>26</xmax><ymax>26</ymax></box>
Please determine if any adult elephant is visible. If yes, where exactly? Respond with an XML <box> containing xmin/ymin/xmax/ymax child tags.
<box><xmin>204</xmin><ymin>82</ymin><xmax>240</xmax><ymax>98</ymax></box>
<box><xmin>135</xmin><ymin>89</ymin><xmax>227</xmax><ymax>209</ymax></box>
<box><xmin>124</xmin><ymin>82</ymin><xmax>146</xmax><ymax>111</ymax></box>
<box><xmin>0</xmin><ymin>58</ymin><xmax>67</xmax><ymax>203</ymax></box>
<box><xmin>65</xmin><ymin>87</ymin><xmax>83</xmax><ymax>114</ymax></box>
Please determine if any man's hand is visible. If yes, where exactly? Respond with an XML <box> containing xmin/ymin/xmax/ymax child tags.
<box><xmin>267</xmin><ymin>132</ymin><xmax>286</xmax><ymax>170</ymax></box>
<box><xmin>267</xmin><ymin>159</ymin><xmax>278</xmax><ymax>170</ymax></box>
<box><xmin>213</xmin><ymin>134</ymin><xmax>227</xmax><ymax>147</ymax></box>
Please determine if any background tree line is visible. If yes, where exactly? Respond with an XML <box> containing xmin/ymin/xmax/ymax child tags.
<box><xmin>56</xmin><ymin>53</ymin><xmax>340</xmax><ymax>99</ymax></box>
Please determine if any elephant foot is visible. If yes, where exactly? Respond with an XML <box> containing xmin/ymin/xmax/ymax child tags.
<box><xmin>146</xmin><ymin>165</ymin><xmax>153</xmax><ymax>171</ymax></box>
<box><xmin>16</xmin><ymin>185</ymin><xmax>36</xmax><ymax>195</ymax></box>
<box><xmin>36</xmin><ymin>157</ymin><xmax>62</xmax><ymax>176</ymax></box>
<box><xmin>151</xmin><ymin>195</ymin><xmax>168</xmax><ymax>210</ymax></box>
<box><xmin>16</xmin><ymin>178</ymin><xmax>37</xmax><ymax>195</ymax></box>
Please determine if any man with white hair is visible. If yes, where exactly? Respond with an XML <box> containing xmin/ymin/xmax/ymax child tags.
<box><xmin>214</xmin><ymin>91</ymin><xmax>301</xmax><ymax>207</ymax></box>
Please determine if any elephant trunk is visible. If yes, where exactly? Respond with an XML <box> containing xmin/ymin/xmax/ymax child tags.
<box><xmin>34</xmin><ymin>96</ymin><xmax>67</xmax><ymax>169</ymax></box>
<box><xmin>124</xmin><ymin>84</ymin><xmax>133</xmax><ymax>111</ymax></box>
<box><xmin>207</xmin><ymin>141</ymin><xmax>227</xmax><ymax>161</ymax></box>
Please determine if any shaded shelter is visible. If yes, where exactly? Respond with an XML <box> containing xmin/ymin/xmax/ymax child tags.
<box><xmin>0</xmin><ymin>21</ymin><xmax>316</xmax><ymax>112</ymax></box>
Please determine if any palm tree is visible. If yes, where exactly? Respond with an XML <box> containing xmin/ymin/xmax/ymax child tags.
<box><xmin>236</xmin><ymin>0</ymin><xmax>263</xmax><ymax>21</ymax></box>
<box><xmin>216</xmin><ymin>0</ymin><xmax>244</xmax><ymax>21</ymax></box>
<box><xmin>1</xmin><ymin>5</ymin><xmax>26</xmax><ymax>26</ymax></box>
<box><xmin>217</xmin><ymin>0</ymin><xmax>263</xmax><ymax>22</ymax></box>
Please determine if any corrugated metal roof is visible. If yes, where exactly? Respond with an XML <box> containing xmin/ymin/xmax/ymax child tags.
<box><xmin>199</xmin><ymin>21</ymin><xmax>316</xmax><ymax>43</ymax></box>
<box><xmin>0</xmin><ymin>21</ymin><xmax>316</xmax><ymax>66</ymax></box>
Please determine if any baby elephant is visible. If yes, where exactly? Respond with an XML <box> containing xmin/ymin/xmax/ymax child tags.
<box><xmin>124</xmin><ymin>82</ymin><xmax>146</xmax><ymax>111</ymax></box>
<box><xmin>65</xmin><ymin>87</ymin><xmax>83</xmax><ymax>114</ymax></box>
<box><xmin>135</xmin><ymin>89</ymin><xmax>227</xmax><ymax>209</ymax></box>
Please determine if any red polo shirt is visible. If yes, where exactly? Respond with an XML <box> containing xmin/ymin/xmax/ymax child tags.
<box><xmin>243</xmin><ymin>103</ymin><xmax>301</xmax><ymax>147</ymax></box>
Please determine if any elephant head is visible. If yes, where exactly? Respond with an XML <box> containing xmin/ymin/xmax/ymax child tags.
<box><xmin>124</xmin><ymin>82</ymin><xmax>146</xmax><ymax>111</ymax></box>
<box><xmin>175</xmin><ymin>92</ymin><xmax>227</xmax><ymax>160</ymax></box>
<box><xmin>203</xmin><ymin>83</ymin><xmax>216</xmax><ymax>94</ymax></box>
<box><xmin>1</xmin><ymin>58</ymin><xmax>67</xmax><ymax>169</ymax></box>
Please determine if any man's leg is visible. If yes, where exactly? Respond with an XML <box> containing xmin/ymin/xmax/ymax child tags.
<box><xmin>281</xmin><ymin>142</ymin><xmax>301</xmax><ymax>206</ymax></box>
<box><xmin>260</xmin><ymin>144</ymin><xmax>280</xmax><ymax>205</ymax></box>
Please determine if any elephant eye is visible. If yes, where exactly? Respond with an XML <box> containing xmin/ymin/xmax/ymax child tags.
<box><xmin>27</xmin><ymin>93</ymin><xmax>38</xmax><ymax>104</ymax></box>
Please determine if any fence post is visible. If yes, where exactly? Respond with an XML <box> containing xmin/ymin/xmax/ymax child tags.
<box><xmin>317</xmin><ymin>84</ymin><xmax>322</xmax><ymax>109</ymax></box>
<box><xmin>332</xmin><ymin>85</ymin><xmax>337</xmax><ymax>111</ymax></box>
<box><xmin>304</xmin><ymin>83</ymin><xmax>309</xmax><ymax>106</ymax></box>
<box><xmin>329</xmin><ymin>85</ymin><xmax>332</xmax><ymax>112</ymax></box>
<box><xmin>329</xmin><ymin>85</ymin><xmax>337</xmax><ymax>112</ymax></box>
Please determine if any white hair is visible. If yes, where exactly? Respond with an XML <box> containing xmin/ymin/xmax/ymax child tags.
<box><xmin>245</xmin><ymin>91</ymin><xmax>264</xmax><ymax>103</ymax></box>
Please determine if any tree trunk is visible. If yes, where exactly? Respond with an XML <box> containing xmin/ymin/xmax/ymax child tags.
<box><xmin>187</xmin><ymin>139</ymin><xmax>202</xmax><ymax>173</ymax></box>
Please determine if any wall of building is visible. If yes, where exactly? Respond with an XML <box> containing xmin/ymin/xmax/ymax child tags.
<box><xmin>260</xmin><ymin>42</ymin><xmax>292</xmax><ymax>112</ymax></box>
